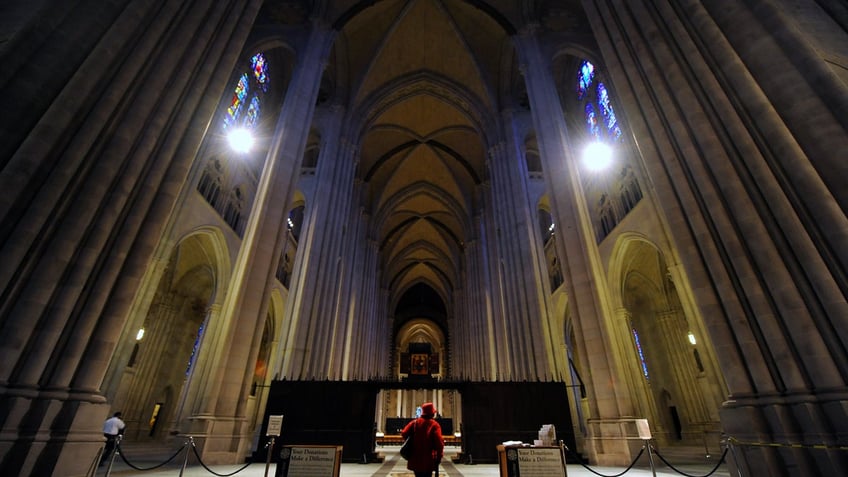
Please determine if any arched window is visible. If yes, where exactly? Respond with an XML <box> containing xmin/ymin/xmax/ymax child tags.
<box><xmin>631</xmin><ymin>323</ymin><xmax>650</xmax><ymax>381</ymax></box>
<box><xmin>301</xmin><ymin>146</ymin><xmax>319</xmax><ymax>174</ymax></box>
<box><xmin>185</xmin><ymin>321</ymin><xmax>205</xmax><ymax>377</ymax></box>
<box><xmin>572</xmin><ymin>59</ymin><xmax>643</xmax><ymax>242</ymax></box>
<box><xmin>301</xmin><ymin>131</ymin><xmax>321</xmax><ymax>175</ymax></box>
<box><xmin>525</xmin><ymin>150</ymin><xmax>543</xmax><ymax>179</ymax></box>
<box><xmin>287</xmin><ymin>205</ymin><xmax>305</xmax><ymax>243</ymax></box>
<box><xmin>276</xmin><ymin>205</ymin><xmax>305</xmax><ymax>287</ymax></box>
<box><xmin>537</xmin><ymin>208</ymin><xmax>555</xmax><ymax>244</ymax></box>
<box><xmin>576</xmin><ymin>60</ymin><xmax>622</xmax><ymax>143</ymax></box>
<box><xmin>252</xmin><ymin>318</ymin><xmax>272</xmax><ymax>395</ymax></box>
<box><xmin>197</xmin><ymin>158</ymin><xmax>224</xmax><ymax>206</ymax></box>
<box><xmin>223</xmin><ymin>53</ymin><xmax>270</xmax><ymax>132</ymax></box>
<box><xmin>223</xmin><ymin>188</ymin><xmax>244</xmax><ymax>233</ymax></box>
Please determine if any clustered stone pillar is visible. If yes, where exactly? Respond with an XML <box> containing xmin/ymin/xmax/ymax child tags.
<box><xmin>582</xmin><ymin>1</ymin><xmax>848</xmax><ymax>474</ymax></box>
<box><xmin>0</xmin><ymin>0</ymin><xmax>264</xmax><ymax>474</ymax></box>
<box><xmin>183</xmin><ymin>22</ymin><xmax>337</xmax><ymax>463</ymax></box>
<box><xmin>512</xmin><ymin>24</ymin><xmax>640</xmax><ymax>466</ymax></box>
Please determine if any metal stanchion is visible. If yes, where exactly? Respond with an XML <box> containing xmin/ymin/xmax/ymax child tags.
<box><xmin>726</xmin><ymin>438</ymin><xmax>745</xmax><ymax>477</ymax></box>
<box><xmin>644</xmin><ymin>439</ymin><xmax>657</xmax><ymax>477</ymax></box>
<box><xmin>558</xmin><ymin>440</ymin><xmax>568</xmax><ymax>476</ymax></box>
<box><xmin>264</xmin><ymin>436</ymin><xmax>275</xmax><ymax>477</ymax></box>
<box><xmin>179</xmin><ymin>436</ymin><xmax>194</xmax><ymax>477</ymax></box>
<box><xmin>104</xmin><ymin>435</ymin><xmax>122</xmax><ymax>477</ymax></box>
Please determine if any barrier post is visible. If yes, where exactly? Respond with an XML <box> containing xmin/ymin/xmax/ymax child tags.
<box><xmin>265</xmin><ymin>415</ymin><xmax>284</xmax><ymax>477</ymax></box>
<box><xmin>726</xmin><ymin>438</ymin><xmax>745</xmax><ymax>477</ymax></box>
<box><xmin>559</xmin><ymin>440</ymin><xmax>568</xmax><ymax>475</ymax></box>
<box><xmin>104</xmin><ymin>434</ymin><xmax>122</xmax><ymax>477</ymax></box>
<box><xmin>264</xmin><ymin>436</ymin><xmax>275</xmax><ymax>477</ymax></box>
<box><xmin>179</xmin><ymin>436</ymin><xmax>194</xmax><ymax>477</ymax></box>
<box><xmin>635</xmin><ymin>419</ymin><xmax>657</xmax><ymax>477</ymax></box>
<box><xmin>644</xmin><ymin>440</ymin><xmax>657</xmax><ymax>477</ymax></box>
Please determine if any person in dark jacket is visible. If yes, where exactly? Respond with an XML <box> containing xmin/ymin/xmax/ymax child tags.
<box><xmin>401</xmin><ymin>402</ymin><xmax>444</xmax><ymax>477</ymax></box>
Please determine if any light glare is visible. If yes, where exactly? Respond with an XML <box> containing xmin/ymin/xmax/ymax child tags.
<box><xmin>227</xmin><ymin>128</ymin><xmax>254</xmax><ymax>153</ymax></box>
<box><xmin>136</xmin><ymin>328</ymin><xmax>145</xmax><ymax>341</ymax></box>
<box><xmin>582</xmin><ymin>142</ymin><xmax>613</xmax><ymax>171</ymax></box>
<box><xmin>688</xmin><ymin>332</ymin><xmax>696</xmax><ymax>345</ymax></box>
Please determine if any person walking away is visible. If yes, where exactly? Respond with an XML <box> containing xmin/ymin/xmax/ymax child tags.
<box><xmin>401</xmin><ymin>402</ymin><xmax>444</xmax><ymax>477</ymax></box>
<box><xmin>100</xmin><ymin>412</ymin><xmax>126</xmax><ymax>466</ymax></box>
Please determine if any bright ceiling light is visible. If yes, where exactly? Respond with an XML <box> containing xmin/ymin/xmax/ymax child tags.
<box><xmin>582</xmin><ymin>141</ymin><xmax>613</xmax><ymax>171</ymax></box>
<box><xmin>227</xmin><ymin>127</ymin><xmax>254</xmax><ymax>153</ymax></box>
<box><xmin>136</xmin><ymin>328</ymin><xmax>145</xmax><ymax>341</ymax></box>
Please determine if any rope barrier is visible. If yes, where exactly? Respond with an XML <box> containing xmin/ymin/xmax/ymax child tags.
<box><xmin>653</xmin><ymin>447</ymin><xmax>728</xmax><ymax>477</ymax></box>
<box><xmin>726</xmin><ymin>437</ymin><xmax>848</xmax><ymax>451</ymax></box>
<box><xmin>562</xmin><ymin>441</ymin><xmax>733</xmax><ymax>477</ymax></box>
<box><xmin>116</xmin><ymin>442</ymin><xmax>188</xmax><ymax>471</ymax></box>
<box><xmin>190</xmin><ymin>441</ymin><xmax>254</xmax><ymax>476</ymax></box>
<box><xmin>563</xmin><ymin>444</ymin><xmax>646</xmax><ymax>477</ymax></box>
<box><xmin>109</xmin><ymin>436</ymin><xmax>255</xmax><ymax>476</ymax></box>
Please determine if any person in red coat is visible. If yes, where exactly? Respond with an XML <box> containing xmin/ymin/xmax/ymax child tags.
<box><xmin>401</xmin><ymin>402</ymin><xmax>444</xmax><ymax>477</ymax></box>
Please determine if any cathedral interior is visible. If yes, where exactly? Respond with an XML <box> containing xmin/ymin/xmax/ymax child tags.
<box><xmin>1</xmin><ymin>0</ymin><xmax>846</xmax><ymax>476</ymax></box>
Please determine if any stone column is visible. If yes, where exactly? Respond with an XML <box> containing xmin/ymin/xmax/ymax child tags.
<box><xmin>188</xmin><ymin>21</ymin><xmax>336</xmax><ymax>463</ymax></box>
<box><xmin>0</xmin><ymin>0</ymin><xmax>263</xmax><ymax>474</ymax></box>
<box><xmin>513</xmin><ymin>24</ymin><xmax>639</xmax><ymax>465</ymax></box>
<box><xmin>583</xmin><ymin>1</ymin><xmax>848</xmax><ymax>474</ymax></box>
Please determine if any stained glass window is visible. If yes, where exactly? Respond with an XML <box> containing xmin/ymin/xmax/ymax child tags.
<box><xmin>251</xmin><ymin>53</ymin><xmax>269</xmax><ymax>92</ymax></box>
<box><xmin>222</xmin><ymin>53</ymin><xmax>269</xmax><ymax>131</ymax></box>
<box><xmin>245</xmin><ymin>96</ymin><xmax>261</xmax><ymax>129</ymax></box>
<box><xmin>585</xmin><ymin>103</ymin><xmax>600</xmax><ymax>140</ymax></box>
<box><xmin>577</xmin><ymin>60</ymin><xmax>594</xmax><ymax>100</ymax></box>
<box><xmin>597</xmin><ymin>83</ymin><xmax>622</xmax><ymax>141</ymax></box>
<box><xmin>576</xmin><ymin>60</ymin><xmax>622</xmax><ymax>142</ymax></box>
<box><xmin>186</xmin><ymin>321</ymin><xmax>205</xmax><ymax>376</ymax></box>
<box><xmin>224</xmin><ymin>74</ymin><xmax>250</xmax><ymax>130</ymax></box>
<box><xmin>632</xmin><ymin>327</ymin><xmax>650</xmax><ymax>380</ymax></box>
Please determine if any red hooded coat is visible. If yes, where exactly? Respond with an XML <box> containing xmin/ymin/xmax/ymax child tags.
<box><xmin>401</xmin><ymin>416</ymin><xmax>444</xmax><ymax>472</ymax></box>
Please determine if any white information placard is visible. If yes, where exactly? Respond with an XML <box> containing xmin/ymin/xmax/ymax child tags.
<box><xmin>636</xmin><ymin>419</ymin><xmax>652</xmax><ymax>440</ymax></box>
<box><xmin>267</xmin><ymin>415</ymin><xmax>284</xmax><ymax>436</ymax></box>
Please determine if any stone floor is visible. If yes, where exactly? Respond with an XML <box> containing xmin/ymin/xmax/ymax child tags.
<box><xmin>95</xmin><ymin>445</ymin><xmax>734</xmax><ymax>477</ymax></box>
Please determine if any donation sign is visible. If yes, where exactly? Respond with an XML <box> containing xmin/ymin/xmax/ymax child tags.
<box><xmin>276</xmin><ymin>445</ymin><xmax>341</xmax><ymax>477</ymax></box>
<box><xmin>503</xmin><ymin>446</ymin><xmax>566</xmax><ymax>477</ymax></box>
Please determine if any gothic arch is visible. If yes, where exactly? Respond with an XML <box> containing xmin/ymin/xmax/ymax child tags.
<box><xmin>107</xmin><ymin>227</ymin><xmax>232</xmax><ymax>444</ymax></box>
<box><xmin>606</xmin><ymin>232</ymin><xmax>724</xmax><ymax>445</ymax></box>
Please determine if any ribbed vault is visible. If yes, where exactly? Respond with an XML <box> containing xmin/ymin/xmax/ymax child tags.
<box><xmin>331</xmin><ymin>0</ymin><xmax>513</xmax><ymax>338</ymax></box>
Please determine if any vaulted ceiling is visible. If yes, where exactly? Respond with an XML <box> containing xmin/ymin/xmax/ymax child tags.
<box><xmin>335</xmin><ymin>0</ymin><xmax>512</xmax><ymax>327</ymax></box>
<box><xmin>264</xmin><ymin>0</ymin><xmax>589</xmax><ymax>334</ymax></box>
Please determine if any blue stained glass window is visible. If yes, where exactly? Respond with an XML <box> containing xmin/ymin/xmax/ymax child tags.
<box><xmin>577</xmin><ymin>60</ymin><xmax>595</xmax><ymax>100</ymax></box>
<box><xmin>245</xmin><ymin>96</ymin><xmax>261</xmax><ymax>129</ymax></box>
<box><xmin>597</xmin><ymin>83</ymin><xmax>622</xmax><ymax>141</ymax></box>
<box><xmin>632</xmin><ymin>327</ymin><xmax>650</xmax><ymax>380</ymax></box>
<box><xmin>585</xmin><ymin>103</ymin><xmax>600</xmax><ymax>140</ymax></box>
<box><xmin>575</xmin><ymin>60</ymin><xmax>623</xmax><ymax>143</ymax></box>
<box><xmin>186</xmin><ymin>322</ymin><xmax>205</xmax><ymax>376</ymax></box>
<box><xmin>251</xmin><ymin>53</ymin><xmax>269</xmax><ymax>92</ymax></box>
